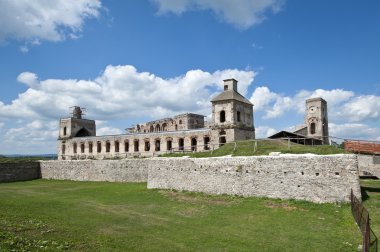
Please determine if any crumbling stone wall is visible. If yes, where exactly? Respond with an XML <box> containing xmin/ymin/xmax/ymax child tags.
<box><xmin>147</xmin><ymin>154</ymin><xmax>361</xmax><ymax>203</ymax></box>
<box><xmin>0</xmin><ymin>162</ymin><xmax>41</xmax><ymax>182</ymax></box>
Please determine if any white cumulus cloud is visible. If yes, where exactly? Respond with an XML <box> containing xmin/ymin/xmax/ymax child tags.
<box><xmin>151</xmin><ymin>0</ymin><xmax>284</xmax><ymax>29</ymax></box>
<box><xmin>255</xmin><ymin>126</ymin><xmax>278</xmax><ymax>138</ymax></box>
<box><xmin>0</xmin><ymin>0</ymin><xmax>102</xmax><ymax>47</ymax></box>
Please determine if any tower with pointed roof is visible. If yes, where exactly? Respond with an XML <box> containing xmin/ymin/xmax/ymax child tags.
<box><xmin>210</xmin><ymin>79</ymin><xmax>255</xmax><ymax>145</ymax></box>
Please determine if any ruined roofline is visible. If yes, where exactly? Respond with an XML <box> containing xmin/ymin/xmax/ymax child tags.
<box><xmin>60</xmin><ymin>117</ymin><xmax>94</xmax><ymax>122</ymax></box>
<box><xmin>173</xmin><ymin>113</ymin><xmax>206</xmax><ymax>118</ymax></box>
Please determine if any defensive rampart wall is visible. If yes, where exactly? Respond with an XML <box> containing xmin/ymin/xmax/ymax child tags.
<box><xmin>2</xmin><ymin>154</ymin><xmax>361</xmax><ymax>203</ymax></box>
<box><xmin>147</xmin><ymin>154</ymin><xmax>361</xmax><ymax>203</ymax></box>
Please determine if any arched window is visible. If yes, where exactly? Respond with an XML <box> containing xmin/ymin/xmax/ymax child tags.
<box><xmin>63</xmin><ymin>127</ymin><xmax>67</xmax><ymax>136</ymax></box>
<box><xmin>155</xmin><ymin>124</ymin><xmax>160</xmax><ymax>132</ymax></box>
<box><xmin>237</xmin><ymin>111</ymin><xmax>241</xmax><ymax>122</ymax></box>
<box><xmin>191</xmin><ymin>138</ymin><xmax>197</xmax><ymax>152</ymax></box>
<box><xmin>144</xmin><ymin>140</ymin><xmax>150</xmax><ymax>151</ymax></box>
<box><xmin>220</xmin><ymin>110</ymin><xmax>226</xmax><ymax>123</ymax></box>
<box><xmin>167</xmin><ymin>139</ymin><xmax>172</xmax><ymax>151</ymax></box>
<box><xmin>178</xmin><ymin>138</ymin><xmax>184</xmax><ymax>151</ymax></box>
<box><xmin>155</xmin><ymin>139</ymin><xmax>161</xmax><ymax>151</ymax></box>
<box><xmin>89</xmin><ymin>142</ymin><xmax>93</xmax><ymax>153</ymax></box>
<box><xmin>106</xmin><ymin>141</ymin><xmax>111</xmax><ymax>153</ymax></box>
<box><xmin>124</xmin><ymin>141</ymin><xmax>129</xmax><ymax>152</ymax></box>
<box><xmin>179</xmin><ymin>120</ymin><xmax>182</xmax><ymax>124</ymax></box>
<box><xmin>150</xmin><ymin>125</ymin><xmax>154</xmax><ymax>132</ymax></box>
<box><xmin>310</xmin><ymin>123</ymin><xmax>316</xmax><ymax>134</ymax></box>
<box><xmin>204</xmin><ymin>136</ymin><xmax>210</xmax><ymax>150</ymax></box>
<box><xmin>73</xmin><ymin>143</ymin><xmax>77</xmax><ymax>154</ymax></box>
<box><xmin>115</xmin><ymin>141</ymin><xmax>119</xmax><ymax>152</ymax></box>
<box><xmin>134</xmin><ymin>140</ymin><xmax>139</xmax><ymax>152</ymax></box>
<box><xmin>97</xmin><ymin>141</ymin><xmax>102</xmax><ymax>153</ymax></box>
<box><xmin>219</xmin><ymin>136</ymin><xmax>226</xmax><ymax>146</ymax></box>
<box><xmin>162</xmin><ymin>123</ymin><xmax>167</xmax><ymax>131</ymax></box>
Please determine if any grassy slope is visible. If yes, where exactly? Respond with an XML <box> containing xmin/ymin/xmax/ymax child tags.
<box><xmin>361</xmin><ymin>179</ymin><xmax>380</xmax><ymax>237</ymax></box>
<box><xmin>161</xmin><ymin>139</ymin><xmax>349</xmax><ymax>158</ymax></box>
<box><xmin>0</xmin><ymin>180</ymin><xmax>360</xmax><ymax>251</ymax></box>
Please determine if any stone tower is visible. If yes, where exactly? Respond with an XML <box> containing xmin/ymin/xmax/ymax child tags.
<box><xmin>58</xmin><ymin>106</ymin><xmax>96</xmax><ymax>140</ymax></box>
<box><xmin>210</xmin><ymin>79</ymin><xmax>255</xmax><ymax>145</ymax></box>
<box><xmin>305</xmin><ymin>97</ymin><xmax>329</xmax><ymax>144</ymax></box>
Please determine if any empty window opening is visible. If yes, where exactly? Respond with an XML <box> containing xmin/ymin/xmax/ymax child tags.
<box><xmin>89</xmin><ymin>142</ymin><xmax>93</xmax><ymax>153</ymax></box>
<box><xmin>191</xmin><ymin>138</ymin><xmax>197</xmax><ymax>151</ymax></box>
<box><xmin>179</xmin><ymin>138</ymin><xmax>184</xmax><ymax>151</ymax></box>
<box><xmin>62</xmin><ymin>144</ymin><xmax>66</xmax><ymax>154</ymax></box>
<box><xmin>220</xmin><ymin>130</ymin><xmax>226</xmax><ymax>135</ymax></box>
<box><xmin>220</xmin><ymin>110</ymin><xmax>226</xmax><ymax>123</ymax></box>
<box><xmin>167</xmin><ymin>140</ymin><xmax>172</xmax><ymax>151</ymax></box>
<box><xmin>220</xmin><ymin>136</ymin><xmax>226</xmax><ymax>146</ymax></box>
<box><xmin>155</xmin><ymin>139</ymin><xmax>161</xmax><ymax>151</ymax></box>
<box><xmin>162</xmin><ymin>123</ymin><xmax>167</xmax><ymax>131</ymax></box>
<box><xmin>73</xmin><ymin>143</ymin><xmax>77</xmax><ymax>154</ymax></box>
<box><xmin>144</xmin><ymin>141</ymin><xmax>150</xmax><ymax>151</ymax></box>
<box><xmin>134</xmin><ymin>140</ymin><xmax>139</xmax><ymax>152</ymax></box>
<box><xmin>150</xmin><ymin>125</ymin><xmax>154</xmax><ymax>132</ymax></box>
<box><xmin>310</xmin><ymin>122</ymin><xmax>316</xmax><ymax>134</ymax></box>
<box><xmin>224</xmin><ymin>85</ymin><xmax>228</xmax><ymax>91</ymax></box>
<box><xmin>301</xmin><ymin>171</ymin><xmax>304</xmax><ymax>175</ymax></box>
<box><xmin>179</xmin><ymin>120</ymin><xmax>182</xmax><ymax>124</ymax></box>
<box><xmin>237</xmin><ymin>111</ymin><xmax>241</xmax><ymax>122</ymax></box>
<box><xmin>204</xmin><ymin>136</ymin><xmax>210</xmax><ymax>150</ymax></box>
<box><xmin>63</xmin><ymin>127</ymin><xmax>67</xmax><ymax>136</ymax></box>
<box><xmin>105</xmin><ymin>141</ymin><xmax>111</xmax><ymax>153</ymax></box>
<box><xmin>155</xmin><ymin>124</ymin><xmax>160</xmax><ymax>132</ymax></box>
<box><xmin>335</xmin><ymin>172</ymin><xmax>340</xmax><ymax>175</ymax></box>
<box><xmin>80</xmin><ymin>143</ymin><xmax>85</xmax><ymax>153</ymax></box>
<box><xmin>97</xmin><ymin>142</ymin><xmax>101</xmax><ymax>153</ymax></box>
<box><xmin>316</xmin><ymin>173</ymin><xmax>319</xmax><ymax>176</ymax></box>
<box><xmin>124</xmin><ymin>141</ymin><xmax>129</xmax><ymax>152</ymax></box>
<box><xmin>175</xmin><ymin>124</ymin><xmax>178</xmax><ymax>130</ymax></box>
<box><xmin>115</xmin><ymin>141</ymin><xmax>119</xmax><ymax>152</ymax></box>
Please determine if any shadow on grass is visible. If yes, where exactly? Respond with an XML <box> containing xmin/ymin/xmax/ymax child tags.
<box><xmin>361</xmin><ymin>186</ymin><xmax>380</xmax><ymax>201</ymax></box>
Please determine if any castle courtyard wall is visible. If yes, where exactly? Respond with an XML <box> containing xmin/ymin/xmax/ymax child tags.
<box><xmin>39</xmin><ymin>154</ymin><xmax>361</xmax><ymax>203</ymax></box>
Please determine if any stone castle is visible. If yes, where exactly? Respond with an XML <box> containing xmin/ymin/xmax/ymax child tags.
<box><xmin>58</xmin><ymin>79</ymin><xmax>255</xmax><ymax>160</ymax></box>
<box><xmin>58</xmin><ymin>78</ymin><xmax>329</xmax><ymax>160</ymax></box>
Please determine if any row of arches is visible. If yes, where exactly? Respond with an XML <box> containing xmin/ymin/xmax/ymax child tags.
<box><xmin>67</xmin><ymin>136</ymin><xmax>212</xmax><ymax>155</ymax></box>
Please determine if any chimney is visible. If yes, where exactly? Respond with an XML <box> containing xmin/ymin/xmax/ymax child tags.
<box><xmin>223</xmin><ymin>79</ymin><xmax>238</xmax><ymax>92</ymax></box>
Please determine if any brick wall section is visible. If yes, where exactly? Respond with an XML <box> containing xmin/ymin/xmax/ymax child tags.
<box><xmin>40</xmin><ymin>160</ymin><xmax>149</xmax><ymax>182</ymax></box>
<box><xmin>147</xmin><ymin>155</ymin><xmax>361</xmax><ymax>203</ymax></box>
<box><xmin>345</xmin><ymin>140</ymin><xmax>380</xmax><ymax>155</ymax></box>
<box><xmin>0</xmin><ymin>162</ymin><xmax>41</xmax><ymax>182</ymax></box>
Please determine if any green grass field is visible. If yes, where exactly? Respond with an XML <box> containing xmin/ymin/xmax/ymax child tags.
<box><xmin>161</xmin><ymin>139</ymin><xmax>349</xmax><ymax>158</ymax></box>
<box><xmin>0</xmin><ymin>179</ymin><xmax>362</xmax><ymax>251</ymax></box>
<box><xmin>361</xmin><ymin>179</ymin><xmax>380</xmax><ymax>237</ymax></box>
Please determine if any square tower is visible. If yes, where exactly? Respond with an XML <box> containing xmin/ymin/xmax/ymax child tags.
<box><xmin>210</xmin><ymin>79</ymin><xmax>255</xmax><ymax>145</ymax></box>
<box><xmin>305</xmin><ymin>97</ymin><xmax>329</xmax><ymax>144</ymax></box>
<box><xmin>59</xmin><ymin>106</ymin><xmax>96</xmax><ymax>140</ymax></box>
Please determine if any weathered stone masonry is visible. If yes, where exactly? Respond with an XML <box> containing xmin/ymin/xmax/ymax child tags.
<box><xmin>37</xmin><ymin>154</ymin><xmax>361</xmax><ymax>203</ymax></box>
<box><xmin>0</xmin><ymin>162</ymin><xmax>41</xmax><ymax>182</ymax></box>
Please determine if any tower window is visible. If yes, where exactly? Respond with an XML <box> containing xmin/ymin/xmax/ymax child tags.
<box><xmin>63</xmin><ymin>127</ymin><xmax>67</xmax><ymax>136</ymax></box>
<box><xmin>220</xmin><ymin>110</ymin><xmax>226</xmax><ymax>123</ymax></box>
<box><xmin>237</xmin><ymin>111</ymin><xmax>241</xmax><ymax>122</ymax></box>
<box><xmin>310</xmin><ymin>122</ymin><xmax>316</xmax><ymax>134</ymax></box>
<box><xmin>224</xmin><ymin>85</ymin><xmax>228</xmax><ymax>91</ymax></box>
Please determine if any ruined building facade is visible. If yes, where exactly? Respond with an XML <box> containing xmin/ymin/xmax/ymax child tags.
<box><xmin>58</xmin><ymin>79</ymin><xmax>255</xmax><ymax>160</ymax></box>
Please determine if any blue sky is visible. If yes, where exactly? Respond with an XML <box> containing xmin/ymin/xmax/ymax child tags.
<box><xmin>0</xmin><ymin>0</ymin><xmax>379</xmax><ymax>154</ymax></box>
